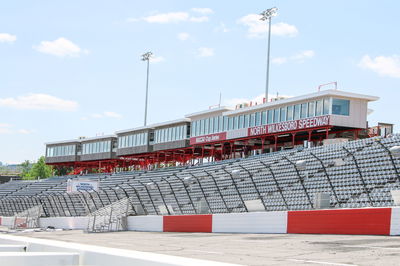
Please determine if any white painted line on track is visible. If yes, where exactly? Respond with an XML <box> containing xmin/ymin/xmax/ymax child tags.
<box><xmin>287</xmin><ymin>259</ymin><xmax>356</xmax><ymax>266</ymax></box>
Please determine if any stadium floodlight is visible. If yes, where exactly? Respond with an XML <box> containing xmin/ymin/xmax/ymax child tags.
<box><xmin>141</xmin><ymin>51</ymin><xmax>153</xmax><ymax>126</ymax></box>
<box><xmin>260</xmin><ymin>7</ymin><xmax>278</xmax><ymax>103</ymax></box>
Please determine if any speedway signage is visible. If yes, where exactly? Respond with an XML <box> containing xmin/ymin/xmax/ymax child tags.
<box><xmin>248</xmin><ymin>115</ymin><xmax>330</xmax><ymax>136</ymax></box>
<box><xmin>190</xmin><ymin>115</ymin><xmax>330</xmax><ymax>145</ymax></box>
<box><xmin>190</xmin><ymin>132</ymin><xmax>227</xmax><ymax>145</ymax></box>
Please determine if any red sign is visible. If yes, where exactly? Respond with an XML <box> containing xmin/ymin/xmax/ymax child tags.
<box><xmin>248</xmin><ymin>115</ymin><xmax>330</xmax><ymax>136</ymax></box>
<box><xmin>190</xmin><ymin>132</ymin><xmax>227</xmax><ymax>145</ymax></box>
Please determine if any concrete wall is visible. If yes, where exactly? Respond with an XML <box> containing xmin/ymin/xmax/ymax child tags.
<box><xmin>152</xmin><ymin>140</ymin><xmax>190</xmax><ymax>151</ymax></box>
<box><xmin>2</xmin><ymin>207</ymin><xmax>399</xmax><ymax>236</ymax></box>
<box><xmin>39</xmin><ymin>217</ymin><xmax>89</xmax><ymax>230</ymax></box>
<box><xmin>212</xmin><ymin>212</ymin><xmax>287</xmax><ymax>234</ymax></box>
<box><xmin>80</xmin><ymin>152</ymin><xmax>116</xmax><ymax>161</ymax></box>
<box><xmin>46</xmin><ymin>155</ymin><xmax>78</xmax><ymax>164</ymax></box>
<box><xmin>117</xmin><ymin>145</ymin><xmax>151</xmax><ymax>156</ymax></box>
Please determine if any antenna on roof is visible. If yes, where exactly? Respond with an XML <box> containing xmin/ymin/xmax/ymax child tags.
<box><xmin>219</xmin><ymin>92</ymin><xmax>222</xmax><ymax>107</ymax></box>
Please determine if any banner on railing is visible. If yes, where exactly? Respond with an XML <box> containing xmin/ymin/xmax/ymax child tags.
<box><xmin>67</xmin><ymin>179</ymin><xmax>99</xmax><ymax>193</ymax></box>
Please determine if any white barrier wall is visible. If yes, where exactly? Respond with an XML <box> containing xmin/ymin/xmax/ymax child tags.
<box><xmin>212</xmin><ymin>211</ymin><xmax>288</xmax><ymax>234</ymax></box>
<box><xmin>127</xmin><ymin>216</ymin><xmax>163</xmax><ymax>232</ymax></box>
<box><xmin>0</xmin><ymin>217</ymin><xmax>16</xmax><ymax>227</ymax></box>
<box><xmin>390</xmin><ymin>207</ymin><xmax>400</xmax><ymax>235</ymax></box>
<box><xmin>39</xmin><ymin>217</ymin><xmax>89</xmax><ymax>230</ymax></box>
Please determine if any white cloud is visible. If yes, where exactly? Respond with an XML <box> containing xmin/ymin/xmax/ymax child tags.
<box><xmin>191</xmin><ymin>8</ymin><xmax>213</xmax><ymax>14</ymax></box>
<box><xmin>81</xmin><ymin>111</ymin><xmax>122</xmax><ymax>120</ymax></box>
<box><xmin>17</xmin><ymin>129</ymin><xmax>36</xmax><ymax>135</ymax></box>
<box><xmin>197</xmin><ymin>47</ymin><xmax>214</xmax><ymax>57</ymax></box>
<box><xmin>143</xmin><ymin>12</ymin><xmax>189</xmax><ymax>23</ymax></box>
<box><xmin>291</xmin><ymin>50</ymin><xmax>315</xmax><ymax>61</ymax></box>
<box><xmin>33</xmin><ymin>37</ymin><xmax>89</xmax><ymax>57</ymax></box>
<box><xmin>0</xmin><ymin>33</ymin><xmax>16</xmax><ymax>43</ymax></box>
<box><xmin>223</xmin><ymin>93</ymin><xmax>293</xmax><ymax>107</ymax></box>
<box><xmin>237</xmin><ymin>14</ymin><xmax>298</xmax><ymax>38</ymax></box>
<box><xmin>103</xmin><ymin>111</ymin><xmax>122</xmax><ymax>118</ymax></box>
<box><xmin>189</xmin><ymin>16</ymin><xmax>209</xmax><ymax>22</ymax></box>
<box><xmin>358</xmin><ymin>55</ymin><xmax>400</xmax><ymax>78</ymax></box>
<box><xmin>272</xmin><ymin>23</ymin><xmax>299</xmax><ymax>37</ymax></box>
<box><xmin>150</xmin><ymin>55</ymin><xmax>165</xmax><ymax>63</ymax></box>
<box><xmin>177</xmin><ymin>32</ymin><xmax>190</xmax><ymax>41</ymax></box>
<box><xmin>271</xmin><ymin>57</ymin><xmax>287</xmax><ymax>64</ymax></box>
<box><xmin>0</xmin><ymin>123</ymin><xmax>13</xmax><ymax>134</ymax></box>
<box><xmin>271</xmin><ymin>50</ymin><xmax>315</xmax><ymax>65</ymax></box>
<box><xmin>214</xmin><ymin>22</ymin><xmax>230</xmax><ymax>33</ymax></box>
<box><xmin>0</xmin><ymin>93</ymin><xmax>78</xmax><ymax>111</ymax></box>
<box><xmin>0</xmin><ymin>124</ymin><xmax>35</xmax><ymax>135</ymax></box>
<box><xmin>128</xmin><ymin>10</ymin><xmax>211</xmax><ymax>24</ymax></box>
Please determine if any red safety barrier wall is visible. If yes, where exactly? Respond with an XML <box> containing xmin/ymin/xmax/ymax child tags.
<box><xmin>163</xmin><ymin>214</ymin><xmax>212</xmax><ymax>233</ymax></box>
<box><xmin>287</xmin><ymin>208</ymin><xmax>392</xmax><ymax>235</ymax></box>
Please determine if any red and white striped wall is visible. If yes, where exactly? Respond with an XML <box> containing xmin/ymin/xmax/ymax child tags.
<box><xmin>1</xmin><ymin>207</ymin><xmax>399</xmax><ymax>235</ymax></box>
<box><xmin>128</xmin><ymin>207</ymin><xmax>400</xmax><ymax>236</ymax></box>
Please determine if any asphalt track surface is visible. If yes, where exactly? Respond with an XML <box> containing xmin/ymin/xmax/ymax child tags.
<box><xmin>17</xmin><ymin>230</ymin><xmax>400</xmax><ymax>265</ymax></box>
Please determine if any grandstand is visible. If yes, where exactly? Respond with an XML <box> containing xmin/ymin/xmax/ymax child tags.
<box><xmin>0</xmin><ymin>88</ymin><xmax>400</xmax><ymax>266</ymax></box>
<box><xmin>1</xmin><ymin>88</ymin><xmax>399</xmax><ymax>238</ymax></box>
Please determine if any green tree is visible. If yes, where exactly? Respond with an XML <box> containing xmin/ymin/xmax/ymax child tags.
<box><xmin>23</xmin><ymin>156</ymin><xmax>53</xmax><ymax>180</ymax></box>
<box><xmin>20</xmin><ymin>160</ymin><xmax>32</xmax><ymax>178</ymax></box>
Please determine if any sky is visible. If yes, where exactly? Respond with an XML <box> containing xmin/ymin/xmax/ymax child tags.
<box><xmin>1</xmin><ymin>0</ymin><xmax>399</xmax><ymax>164</ymax></box>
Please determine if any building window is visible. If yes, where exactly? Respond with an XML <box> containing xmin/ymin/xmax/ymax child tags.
<box><xmin>244</xmin><ymin>114</ymin><xmax>250</xmax><ymax>128</ymax></box>
<box><xmin>280</xmin><ymin>107</ymin><xmax>287</xmax><ymax>122</ymax></box>
<box><xmin>308</xmin><ymin>101</ymin><xmax>315</xmax><ymax>117</ymax></box>
<box><xmin>316</xmin><ymin>100</ymin><xmax>323</xmax><ymax>116</ymax></box>
<box><xmin>250</xmin><ymin>113</ymin><xmax>255</xmax><ymax>127</ymax></box>
<box><xmin>255</xmin><ymin>112</ymin><xmax>261</xmax><ymax>126</ymax></box>
<box><xmin>192</xmin><ymin>122</ymin><xmax>196</xmax><ymax>137</ymax></box>
<box><xmin>294</xmin><ymin>104</ymin><xmax>301</xmax><ymax>120</ymax></box>
<box><xmin>274</xmin><ymin>109</ymin><xmax>280</xmax><ymax>123</ymax></box>
<box><xmin>261</xmin><ymin>111</ymin><xmax>267</xmax><ymax>125</ymax></box>
<box><xmin>223</xmin><ymin>116</ymin><xmax>228</xmax><ymax>131</ymax></box>
<box><xmin>332</xmin><ymin>98</ymin><xmax>350</xmax><ymax>116</ymax></box>
<box><xmin>323</xmin><ymin>98</ymin><xmax>330</xmax><ymax>115</ymax></box>
<box><xmin>301</xmin><ymin>103</ymin><xmax>308</xmax><ymax>119</ymax></box>
<box><xmin>228</xmin><ymin>117</ymin><xmax>233</xmax><ymax>130</ymax></box>
<box><xmin>267</xmin><ymin>110</ymin><xmax>273</xmax><ymax>124</ymax></box>
<box><xmin>214</xmin><ymin>116</ymin><xmax>219</xmax><ymax>133</ymax></box>
<box><xmin>239</xmin><ymin>115</ymin><xmax>244</xmax><ymax>129</ymax></box>
<box><xmin>204</xmin><ymin>118</ymin><xmax>209</xmax><ymax>135</ymax></box>
<box><xmin>287</xmin><ymin>105</ymin><xmax>293</xmax><ymax>121</ymax></box>
<box><xmin>234</xmin><ymin>116</ymin><xmax>239</xmax><ymax>130</ymax></box>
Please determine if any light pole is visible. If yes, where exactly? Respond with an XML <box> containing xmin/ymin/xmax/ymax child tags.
<box><xmin>141</xmin><ymin>51</ymin><xmax>153</xmax><ymax>126</ymax></box>
<box><xmin>260</xmin><ymin>7</ymin><xmax>278</xmax><ymax>103</ymax></box>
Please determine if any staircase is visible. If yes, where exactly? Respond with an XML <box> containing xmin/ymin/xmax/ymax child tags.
<box><xmin>11</xmin><ymin>205</ymin><xmax>43</xmax><ymax>229</ymax></box>
<box><xmin>86</xmin><ymin>197</ymin><xmax>133</xmax><ymax>233</ymax></box>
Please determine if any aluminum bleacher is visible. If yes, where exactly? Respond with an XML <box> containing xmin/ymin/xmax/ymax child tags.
<box><xmin>1</xmin><ymin>135</ymin><xmax>400</xmax><ymax>218</ymax></box>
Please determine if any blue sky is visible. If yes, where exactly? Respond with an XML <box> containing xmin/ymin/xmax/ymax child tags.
<box><xmin>1</xmin><ymin>0</ymin><xmax>399</xmax><ymax>164</ymax></box>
